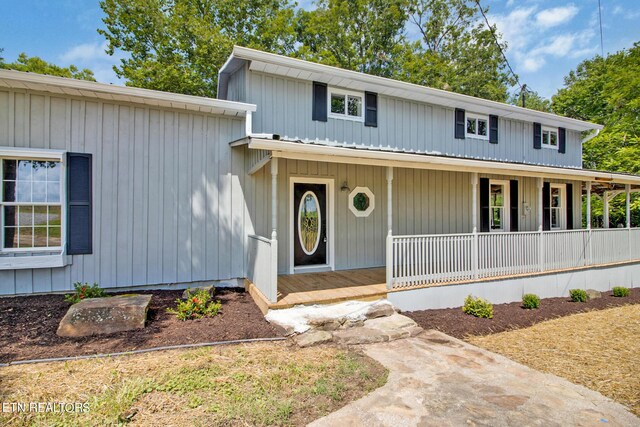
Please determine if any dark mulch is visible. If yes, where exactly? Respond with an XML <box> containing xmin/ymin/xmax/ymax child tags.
<box><xmin>405</xmin><ymin>288</ymin><xmax>640</xmax><ymax>340</ymax></box>
<box><xmin>0</xmin><ymin>288</ymin><xmax>282</xmax><ymax>363</ymax></box>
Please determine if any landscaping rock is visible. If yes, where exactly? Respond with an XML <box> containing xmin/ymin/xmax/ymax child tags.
<box><xmin>586</xmin><ymin>289</ymin><xmax>602</xmax><ymax>300</ymax></box>
<box><xmin>342</xmin><ymin>318</ymin><xmax>365</xmax><ymax>329</ymax></box>
<box><xmin>365</xmin><ymin>313</ymin><xmax>418</xmax><ymax>331</ymax></box>
<box><xmin>182</xmin><ymin>285</ymin><xmax>215</xmax><ymax>299</ymax></box>
<box><xmin>364</xmin><ymin>303</ymin><xmax>396</xmax><ymax>319</ymax></box>
<box><xmin>333</xmin><ymin>327</ymin><xmax>388</xmax><ymax>345</ymax></box>
<box><xmin>309</xmin><ymin>316</ymin><xmax>342</xmax><ymax>331</ymax></box>
<box><xmin>57</xmin><ymin>295</ymin><xmax>152</xmax><ymax>338</ymax></box>
<box><xmin>296</xmin><ymin>330</ymin><xmax>333</xmax><ymax>348</ymax></box>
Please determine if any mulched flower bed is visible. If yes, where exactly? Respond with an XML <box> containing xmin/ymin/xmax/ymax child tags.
<box><xmin>0</xmin><ymin>288</ymin><xmax>282</xmax><ymax>363</ymax></box>
<box><xmin>405</xmin><ymin>287</ymin><xmax>640</xmax><ymax>339</ymax></box>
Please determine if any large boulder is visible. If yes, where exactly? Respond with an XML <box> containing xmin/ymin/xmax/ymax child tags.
<box><xmin>57</xmin><ymin>294</ymin><xmax>152</xmax><ymax>338</ymax></box>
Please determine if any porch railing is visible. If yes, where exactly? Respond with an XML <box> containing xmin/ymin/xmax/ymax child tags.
<box><xmin>388</xmin><ymin>228</ymin><xmax>640</xmax><ymax>289</ymax></box>
<box><xmin>247</xmin><ymin>234</ymin><xmax>278</xmax><ymax>302</ymax></box>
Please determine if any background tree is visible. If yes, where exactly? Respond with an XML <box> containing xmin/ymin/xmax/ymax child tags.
<box><xmin>0</xmin><ymin>52</ymin><xmax>95</xmax><ymax>81</ymax></box>
<box><xmin>295</xmin><ymin>0</ymin><xmax>410</xmax><ymax>77</ymax></box>
<box><xmin>553</xmin><ymin>43</ymin><xmax>640</xmax><ymax>227</ymax></box>
<box><xmin>508</xmin><ymin>89</ymin><xmax>552</xmax><ymax>113</ymax></box>
<box><xmin>398</xmin><ymin>0</ymin><xmax>515</xmax><ymax>101</ymax></box>
<box><xmin>99</xmin><ymin>0</ymin><xmax>298</xmax><ymax>97</ymax></box>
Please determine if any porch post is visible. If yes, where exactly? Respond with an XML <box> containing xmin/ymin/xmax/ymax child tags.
<box><xmin>471</xmin><ymin>173</ymin><xmax>479</xmax><ymax>279</ymax></box>
<box><xmin>603</xmin><ymin>191</ymin><xmax>610</xmax><ymax>228</ymax></box>
<box><xmin>586</xmin><ymin>181</ymin><xmax>592</xmax><ymax>265</ymax></box>
<box><xmin>270</xmin><ymin>158</ymin><xmax>279</xmax><ymax>302</ymax></box>
<box><xmin>537</xmin><ymin>177</ymin><xmax>544</xmax><ymax>271</ymax></box>
<box><xmin>386</xmin><ymin>166</ymin><xmax>394</xmax><ymax>290</ymax></box>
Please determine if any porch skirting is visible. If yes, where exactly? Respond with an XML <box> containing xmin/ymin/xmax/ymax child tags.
<box><xmin>387</xmin><ymin>261</ymin><xmax>640</xmax><ymax>311</ymax></box>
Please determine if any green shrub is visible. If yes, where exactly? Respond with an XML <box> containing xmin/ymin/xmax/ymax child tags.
<box><xmin>569</xmin><ymin>289</ymin><xmax>588</xmax><ymax>303</ymax></box>
<box><xmin>522</xmin><ymin>293</ymin><xmax>540</xmax><ymax>309</ymax></box>
<box><xmin>167</xmin><ymin>288</ymin><xmax>221</xmax><ymax>321</ymax></box>
<box><xmin>64</xmin><ymin>282</ymin><xmax>107</xmax><ymax>304</ymax></box>
<box><xmin>612</xmin><ymin>286</ymin><xmax>630</xmax><ymax>297</ymax></box>
<box><xmin>462</xmin><ymin>295</ymin><xmax>493</xmax><ymax>319</ymax></box>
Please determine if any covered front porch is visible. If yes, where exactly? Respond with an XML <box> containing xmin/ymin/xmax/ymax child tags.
<box><xmin>242</xmin><ymin>138</ymin><xmax>640</xmax><ymax>308</ymax></box>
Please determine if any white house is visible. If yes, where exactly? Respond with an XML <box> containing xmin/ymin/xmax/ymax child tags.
<box><xmin>0</xmin><ymin>46</ymin><xmax>638</xmax><ymax>311</ymax></box>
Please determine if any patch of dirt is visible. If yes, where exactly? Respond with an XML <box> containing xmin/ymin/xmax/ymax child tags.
<box><xmin>405</xmin><ymin>287</ymin><xmax>640</xmax><ymax>339</ymax></box>
<box><xmin>0</xmin><ymin>288</ymin><xmax>282</xmax><ymax>363</ymax></box>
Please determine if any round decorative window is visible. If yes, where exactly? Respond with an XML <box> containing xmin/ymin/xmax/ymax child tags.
<box><xmin>348</xmin><ymin>187</ymin><xmax>375</xmax><ymax>217</ymax></box>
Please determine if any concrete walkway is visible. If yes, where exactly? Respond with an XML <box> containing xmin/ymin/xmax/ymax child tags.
<box><xmin>310</xmin><ymin>330</ymin><xmax>639</xmax><ymax>427</ymax></box>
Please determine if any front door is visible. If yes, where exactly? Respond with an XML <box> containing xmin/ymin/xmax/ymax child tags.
<box><xmin>293</xmin><ymin>183</ymin><xmax>327</xmax><ymax>266</ymax></box>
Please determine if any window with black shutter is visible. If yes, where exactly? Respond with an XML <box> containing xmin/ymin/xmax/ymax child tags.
<box><xmin>364</xmin><ymin>91</ymin><xmax>378</xmax><ymax>127</ymax></box>
<box><xmin>558</xmin><ymin>127</ymin><xmax>566</xmax><ymax>154</ymax></box>
<box><xmin>489</xmin><ymin>115</ymin><xmax>499</xmax><ymax>144</ymax></box>
<box><xmin>67</xmin><ymin>152</ymin><xmax>93</xmax><ymax>255</ymax></box>
<box><xmin>533</xmin><ymin>122</ymin><xmax>542</xmax><ymax>149</ymax></box>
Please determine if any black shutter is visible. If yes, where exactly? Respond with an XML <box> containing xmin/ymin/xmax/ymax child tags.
<box><xmin>566</xmin><ymin>183</ymin><xmax>574</xmax><ymax>230</ymax></box>
<box><xmin>533</xmin><ymin>122</ymin><xmax>542</xmax><ymax>149</ymax></box>
<box><xmin>480</xmin><ymin>177</ymin><xmax>490</xmax><ymax>232</ymax></box>
<box><xmin>510</xmin><ymin>179</ymin><xmax>519</xmax><ymax>232</ymax></box>
<box><xmin>558</xmin><ymin>127</ymin><xmax>566</xmax><ymax>154</ymax></box>
<box><xmin>67</xmin><ymin>152</ymin><xmax>93</xmax><ymax>255</ymax></box>
<box><xmin>489</xmin><ymin>115</ymin><xmax>499</xmax><ymax>144</ymax></box>
<box><xmin>312</xmin><ymin>81</ymin><xmax>327</xmax><ymax>122</ymax></box>
<box><xmin>455</xmin><ymin>108</ymin><xmax>465</xmax><ymax>139</ymax></box>
<box><xmin>364</xmin><ymin>91</ymin><xmax>378</xmax><ymax>127</ymax></box>
<box><xmin>543</xmin><ymin>182</ymin><xmax>551</xmax><ymax>231</ymax></box>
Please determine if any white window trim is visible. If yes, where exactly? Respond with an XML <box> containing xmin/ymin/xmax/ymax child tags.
<box><xmin>328</xmin><ymin>87</ymin><xmax>364</xmax><ymax>122</ymax></box>
<box><xmin>465</xmin><ymin>113</ymin><xmax>490</xmax><ymax>140</ymax></box>
<box><xmin>541</xmin><ymin>126</ymin><xmax>559</xmax><ymax>150</ymax></box>
<box><xmin>348</xmin><ymin>186</ymin><xmax>375</xmax><ymax>217</ymax></box>
<box><xmin>0</xmin><ymin>150</ymin><xmax>67</xmax><ymax>259</ymax></box>
<box><xmin>550</xmin><ymin>183</ymin><xmax>566</xmax><ymax>230</ymax></box>
<box><xmin>489</xmin><ymin>179</ymin><xmax>510</xmax><ymax>232</ymax></box>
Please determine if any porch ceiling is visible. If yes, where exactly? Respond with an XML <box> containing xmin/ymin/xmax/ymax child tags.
<box><xmin>242</xmin><ymin>136</ymin><xmax>640</xmax><ymax>186</ymax></box>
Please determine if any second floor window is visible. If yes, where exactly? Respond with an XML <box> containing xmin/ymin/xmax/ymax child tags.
<box><xmin>542</xmin><ymin>127</ymin><xmax>558</xmax><ymax>149</ymax></box>
<box><xmin>466</xmin><ymin>114</ymin><xmax>489</xmax><ymax>140</ymax></box>
<box><xmin>329</xmin><ymin>88</ymin><xmax>363</xmax><ymax>121</ymax></box>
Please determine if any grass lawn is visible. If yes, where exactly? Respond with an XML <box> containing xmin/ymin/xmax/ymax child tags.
<box><xmin>0</xmin><ymin>342</ymin><xmax>387</xmax><ymax>426</ymax></box>
<box><xmin>468</xmin><ymin>305</ymin><xmax>640</xmax><ymax>417</ymax></box>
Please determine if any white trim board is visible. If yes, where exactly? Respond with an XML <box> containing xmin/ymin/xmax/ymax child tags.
<box><xmin>288</xmin><ymin>177</ymin><xmax>335</xmax><ymax>274</ymax></box>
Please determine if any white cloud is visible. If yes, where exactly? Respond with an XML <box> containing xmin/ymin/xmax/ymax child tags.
<box><xmin>60</xmin><ymin>41</ymin><xmax>110</xmax><ymax>63</ymax></box>
<box><xmin>535</xmin><ymin>5</ymin><xmax>579</xmax><ymax>29</ymax></box>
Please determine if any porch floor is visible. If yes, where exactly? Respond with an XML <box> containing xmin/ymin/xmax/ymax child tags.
<box><xmin>272</xmin><ymin>267</ymin><xmax>388</xmax><ymax>309</ymax></box>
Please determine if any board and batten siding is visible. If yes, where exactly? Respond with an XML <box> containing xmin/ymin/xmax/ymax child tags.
<box><xmin>235</xmin><ymin>67</ymin><xmax>582</xmax><ymax>168</ymax></box>
<box><xmin>0</xmin><ymin>88</ymin><xmax>247</xmax><ymax>295</ymax></box>
<box><xmin>245</xmin><ymin>154</ymin><xmax>584</xmax><ymax>274</ymax></box>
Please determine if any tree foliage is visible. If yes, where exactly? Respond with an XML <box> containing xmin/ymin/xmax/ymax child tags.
<box><xmin>99</xmin><ymin>0</ymin><xmax>514</xmax><ymax>100</ymax></box>
<box><xmin>398</xmin><ymin>0</ymin><xmax>515</xmax><ymax>101</ymax></box>
<box><xmin>99</xmin><ymin>0</ymin><xmax>298</xmax><ymax>97</ymax></box>
<box><xmin>295</xmin><ymin>0</ymin><xmax>410</xmax><ymax>77</ymax></box>
<box><xmin>508</xmin><ymin>90</ymin><xmax>552</xmax><ymax>113</ymax></box>
<box><xmin>553</xmin><ymin>43</ymin><xmax>640</xmax><ymax>227</ymax></box>
<box><xmin>0</xmin><ymin>52</ymin><xmax>95</xmax><ymax>81</ymax></box>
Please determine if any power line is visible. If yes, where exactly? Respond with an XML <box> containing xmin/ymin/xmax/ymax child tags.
<box><xmin>597</xmin><ymin>0</ymin><xmax>604</xmax><ymax>56</ymax></box>
<box><xmin>474</xmin><ymin>0</ymin><xmax>522</xmax><ymax>91</ymax></box>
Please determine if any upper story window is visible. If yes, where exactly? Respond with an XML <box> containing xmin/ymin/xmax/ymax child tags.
<box><xmin>2</xmin><ymin>159</ymin><xmax>63</xmax><ymax>251</ymax></box>
<box><xmin>466</xmin><ymin>113</ymin><xmax>489</xmax><ymax>140</ymax></box>
<box><xmin>329</xmin><ymin>88</ymin><xmax>363</xmax><ymax>122</ymax></box>
<box><xmin>542</xmin><ymin>127</ymin><xmax>558</xmax><ymax>149</ymax></box>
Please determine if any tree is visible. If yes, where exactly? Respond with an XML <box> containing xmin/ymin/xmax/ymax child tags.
<box><xmin>398</xmin><ymin>0</ymin><xmax>515</xmax><ymax>102</ymax></box>
<box><xmin>295</xmin><ymin>0</ymin><xmax>410</xmax><ymax>77</ymax></box>
<box><xmin>99</xmin><ymin>0</ymin><xmax>298</xmax><ymax>97</ymax></box>
<box><xmin>508</xmin><ymin>89</ymin><xmax>552</xmax><ymax>113</ymax></box>
<box><xmin>553</xmin><ymin>43</ymin><xmax>640</xmax><ymax>227</ymax></box>
<box><xmin>0</xmin><ymin>52</ymin><xmax>95</xmax><ymax>81</ymax></box>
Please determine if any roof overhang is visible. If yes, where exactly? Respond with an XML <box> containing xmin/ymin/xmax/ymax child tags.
<box><xmin>221</xmin><ymin>46</ymin><xmax>602</xmax><ymax>133</ymax></box>
<box><xmin>237</xmin><ymin>137</ymin><xmax>640</xmax><ymax>186</ymax></box>
<box><xmin>0</xmin><ymin>70</ymin><xmax>257</xmax><ymax>117</ymax></box>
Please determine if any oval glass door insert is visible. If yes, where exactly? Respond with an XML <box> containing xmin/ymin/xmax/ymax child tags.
<box><xmin>298</xmin><ymin>191</ymin><xmax>321</xmax><ymax>255</ymax></box>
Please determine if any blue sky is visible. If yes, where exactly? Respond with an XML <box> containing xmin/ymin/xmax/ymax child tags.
<box><xmin>1</xmin><ymin>0</ymin><xmax>639</xmax><ymax>98</ymax></box>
